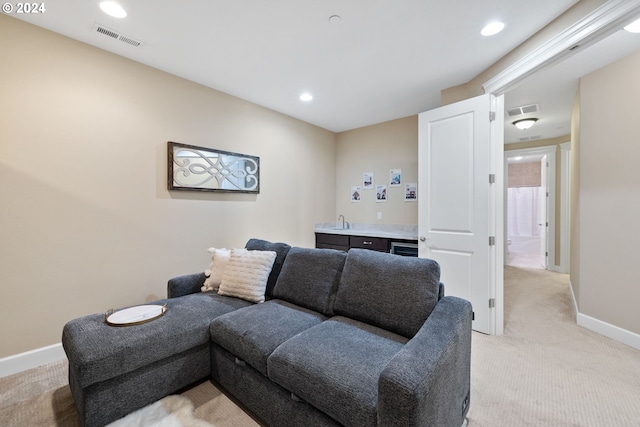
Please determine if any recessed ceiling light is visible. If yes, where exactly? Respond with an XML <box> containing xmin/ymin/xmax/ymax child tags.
<box><xmin>481</xmin><ymin>21</ymin><xmax>505</xmax><ymax>36</ymax></box>
<box><xmin>300</xmin><ymin>93</ymin><xmax>313</xmax><ymax>102</ymax></box>
<box><xmin>100</xmin><ymin>1</ymin><xmax>127</xmax><ymax>18</ymax></box>
<box><xmin>624</xmin><ymin>18</ymin><xmax>640</xmax><ymax>33</ymax></box>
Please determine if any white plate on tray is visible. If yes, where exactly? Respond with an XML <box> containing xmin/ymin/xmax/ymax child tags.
<box><xmin>105</xmin><ymin>304</ymin><xmax>167</xmax><ymax>326</ymax></box>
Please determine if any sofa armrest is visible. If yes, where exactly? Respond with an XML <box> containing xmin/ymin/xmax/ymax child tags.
<box><xmin>167</xmin><ymin>272</ymin><xmax>207</xmax><ymax>298</ymax></box>
<box><xmin>378</xmin><ymin>296</ymin><xmax>472</xmax><ymax>427</ymax></box>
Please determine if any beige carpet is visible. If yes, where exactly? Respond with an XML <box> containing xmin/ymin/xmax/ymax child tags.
<box><xmin>468</xmin><ymin>266</ymin><xmax>640</xmax><ymax>426</ymax></box>
<box><xmin>0</xmin><ymin>364</ymin><xmax>260</xmax><ymax>427</ymax></box>
<box><xmin>1</xmin><ymin>266</ymin><xmax>639</xmax><ymax>426</ymax></box>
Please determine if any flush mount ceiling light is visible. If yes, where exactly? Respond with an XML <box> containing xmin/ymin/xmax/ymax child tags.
<box><xmin>624</xmin><ymin>18</ymin><xmax>640</xmax><ymax>33</ymax></box>
<box><xmin>100</xmin><ymin>1</ymin><xmax>127</xmax><ymax>18</ymax></box>
<box><xmin>299</xmin><ymin>93</ymin><xmax>313</xmax><ymax>102</ymax></box>
<box><xmin>481</xmin><ymin>21</ymin><xmax>505</xmax><ymax>36</ymax></box>
<box><xmin>513</xmin><ymin>118</ymin><xmax>538</xmax><ymax>130</ymax></box>
<box><xmin>328</xmin><ymin>15</ymin><xmax>341</xmax><ymax>24</ymax></box>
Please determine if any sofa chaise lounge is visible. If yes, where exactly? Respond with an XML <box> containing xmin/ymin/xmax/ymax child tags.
<box><xmin>62</xmin><ymin>239</ymin><xmax>472</xmax><ymax>427</ymax></box>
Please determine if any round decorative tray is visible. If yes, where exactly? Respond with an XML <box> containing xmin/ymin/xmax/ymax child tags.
<box><xmin>105</xmin><ymin>304</ymin><xmax>167</xmax><ymax>327</ymax></box>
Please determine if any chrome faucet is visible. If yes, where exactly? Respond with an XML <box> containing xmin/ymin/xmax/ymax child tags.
<box><xmin>338</xmin><ymin>214</ymin><xmax>346</xmax><ymax>229</ymax></box>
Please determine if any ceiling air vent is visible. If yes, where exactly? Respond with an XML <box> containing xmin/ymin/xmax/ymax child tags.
<box><xmin>518</xmin><ymin>135</ymin><xmax>542</xmax><ymax>142</ymax></box>
<box><xmin>94</xmin><ymin>24</ymin><xmax>143</xmax><ymax>47</ymax></box>
<box><xmin>507</xmin><ymin>103</ymin><xmax>539</xmax><ymax>117</ymax></box>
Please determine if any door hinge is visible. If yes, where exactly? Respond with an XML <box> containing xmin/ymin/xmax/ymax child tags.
<box><xmin>489</xmin><ymin>174</ymin><xmax>495</xmax><ymax>184</ymax></box>
<box><xmin>545</xmin><ymin>252</ymin><xmax>549</xmax><ymax>257</ymax></box>
<box><xmin>489</xmin><ymin>298</ymin><xmax>495</xmax><ymax>308</ymax></box>
<box><xmin>489</xmin><ymin>111</ymin><xmax>496</xmax><ymax>122</ymax></box>
<box><xmin>489</xmin><ymin>236</ymin><xmax>495</xmax><ymax>246</ymax></box>
<box><xmin>472</xmin><ymin>311</ymin><xmax>475</xmax><ymax>321</ymax></box>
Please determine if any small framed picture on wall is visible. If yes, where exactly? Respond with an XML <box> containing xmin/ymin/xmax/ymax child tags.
<box><xmin>376</xmin><ymin>185</ymin><xmax>387</xmax><ymax>202</ymax></box>
<box><xmin>351</xmin><ymin>186</ymin><xmax>361</xmax><ymax>202</ymax></box>
<box><xmin>405</xmin><ymin>183</ymin><xmax>417</xmax><ymax>201</ymax></box>
<box><xmin>363</xmin><ymin>172</ymin><xmax>374</xmax><ymax>189</ymax></box>
<box><xmin>390</xmin><ymin>169</ymin><xmax>402</xmax><ymax>187</ymax></box>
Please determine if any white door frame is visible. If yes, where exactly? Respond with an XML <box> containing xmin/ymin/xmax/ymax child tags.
<box><xmin>540</xmin><ymin>154</ymin><xmax>549</xmax><ymax>270</ymax></box>
<box><xmin>491</xmin><ymin>96</ymin><xmax>505</xmax><ymax>336</ymax></box>
<box><xmin>504</xmin><ymin>146</ymin><xmax>556</xmax><ymax>271</ymax></box>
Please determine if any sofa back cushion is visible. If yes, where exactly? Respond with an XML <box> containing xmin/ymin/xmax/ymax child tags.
<box><xmin>334</xmin><ymin>248</ymin><xmax>440</xmax><ymax>338</ymax></box>
<box><xmin>245</xmin><ymin>239</ymin><xmax>291</xmax><ymax>298</ymax></box>
<box><xmin>272</xmin><ymin>247</ymin><xmax>347</xmax><ymax>316</ymax></box>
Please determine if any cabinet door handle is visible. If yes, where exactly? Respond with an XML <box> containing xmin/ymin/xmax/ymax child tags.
<box><xmin>363</xmin><ymin>241</ymin><xmax>373</xmax><ymax>245</ymax></box>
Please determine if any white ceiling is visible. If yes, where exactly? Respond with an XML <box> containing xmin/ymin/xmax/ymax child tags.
<box><xmin>10</xmin><ymin>0</ymin><xmax>640</xmax><ymax>138</ymax></box>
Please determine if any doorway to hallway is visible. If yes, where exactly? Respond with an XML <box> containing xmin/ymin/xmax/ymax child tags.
<box><xmin>506</xmin><ymin>156</ymin><xmax>546</xmax><ymax>269</ymax></box>
<box><xmin>507</xmin><ymin>194</ymin><xmax>544</xmax><ymax>269</ymax></box>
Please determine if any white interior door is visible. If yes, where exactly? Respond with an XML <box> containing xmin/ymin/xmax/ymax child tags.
<box><xmin>418</xmin><ymin>93</ymin><xmax>503</xmax><ymax>335</ymax></box>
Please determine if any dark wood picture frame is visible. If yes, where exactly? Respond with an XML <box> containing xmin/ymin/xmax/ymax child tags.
<box><xmin>168</xmin><ymin>141</ymin><xmax>260</xmax><ymax>194</ymax></box>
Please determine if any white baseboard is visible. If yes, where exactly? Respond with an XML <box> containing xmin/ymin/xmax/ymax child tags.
<box><xmin>0</xmin><ymin>343</ymin><xmax>66</xmax><ymax>378</ymax></box>
<box><xmin>576</xmin><ymin>313</ymin><xmax>640</xmax><ymax>351</ymax></box>
<box><xmin>568</xmin><ymin>280</ymin><xmax>640</xmax><ymax>351</ymax></box>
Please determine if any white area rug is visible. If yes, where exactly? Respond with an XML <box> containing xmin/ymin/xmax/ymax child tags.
<box><xmin>107</xmin><ymin>395</ymin><xmax>214</xmax><ymax>427</ymax></box>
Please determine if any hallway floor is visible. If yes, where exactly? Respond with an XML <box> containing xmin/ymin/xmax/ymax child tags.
<box><xmin>507</xmin><ymin>235</ymin><xmax>544</xmax><ymax>269</ymax></box>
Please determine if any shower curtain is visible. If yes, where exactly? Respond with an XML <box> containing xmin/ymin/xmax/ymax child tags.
<box><xmin>507</xmin><ymin>187</ymin><xmax>544</xmax><ymax>237</ymax></box>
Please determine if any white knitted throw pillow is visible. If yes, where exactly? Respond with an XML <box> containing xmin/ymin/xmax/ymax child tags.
<box><xmin>218</xmin><ymin>249</ymin><xmax>277</xmax><ymax>303</ymax></box>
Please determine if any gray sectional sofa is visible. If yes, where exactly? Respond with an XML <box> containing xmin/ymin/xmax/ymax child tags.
<box><xmin>62</xmin><ymin>239</ymin><xmax>472</xmax><ymax>427</ymax></box>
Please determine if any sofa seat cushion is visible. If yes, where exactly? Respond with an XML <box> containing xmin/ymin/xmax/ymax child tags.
<box><xmin>209</xmin><ymin>300</ymin><xmax>327</xmax><ymax>377</ymax></box>
<box><xmin>267</xmin><ymin>316</ymin><xmax>408</xmax><ymax>427</ymax></box>
<box><xmin>334</xmin><ymin>248</ymin><xmax>441</xmax><ymax>338</ymax></box>
<box><xmin>62</xmin><ymin>292</ymin><xmax>253</xmax><ymax>389</ymax></box>
<box><xmin>271</xmin><ymin>247</ymin><xmax>346</xmax><ymax>316</ymax></box>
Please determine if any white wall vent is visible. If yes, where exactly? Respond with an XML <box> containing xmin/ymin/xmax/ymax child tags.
<box><xmin>94</xmin><ymin>24</ymin><xmax>143</xmax><ymax>47</ymax></box>
<box><xmin>507</xmin><ymin>104</ymin><xmax>539</xmax><ymax>117</ymax></box>
<box><xmin>518</xmin><ymin>135</ymin><xmax>543</xmax><ymax>142</ymax></box>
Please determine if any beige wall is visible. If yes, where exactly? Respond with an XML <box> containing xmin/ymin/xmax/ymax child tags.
<box><xmin>335</xmin><ymin>116</ymin><xmax>418</xmax><ymax>225</ymax></box>
<box><xmin>574</xmin><ymin>49</ymin><xmax>640</xmax><ymax>335</ymax></box>
<box><xmin>0</xmin><ymin>16</ymin><xmax>336</xmax><ymax>357</ymax></box>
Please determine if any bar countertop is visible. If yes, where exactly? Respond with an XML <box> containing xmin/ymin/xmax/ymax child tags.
<box><xmin>314</xmin><ymin>223</ymin><xmax>418</xmax><ymax>241</ymax></box>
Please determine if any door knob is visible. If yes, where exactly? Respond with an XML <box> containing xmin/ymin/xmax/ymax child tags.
<box><xmin>419</xmin><ymin>236</ymin><xmax>426</xmax><ymax>242</ymax></box>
